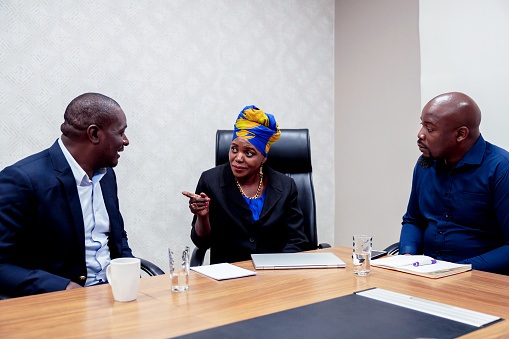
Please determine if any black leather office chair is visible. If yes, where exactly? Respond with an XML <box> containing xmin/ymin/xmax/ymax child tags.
<box><xmin>191</xmin><ymin>129</ymin><xmax>330</xmax><ymax>266</ymax></box>
<box><xmin>139</xmin><ymin>258</ymin><xmax>165</xmax><ymax>276</ymax></box>
<box><xmin>384</xmin><ymin>242</ymin><xmax>400</xmax><ymax>255</ymax></box>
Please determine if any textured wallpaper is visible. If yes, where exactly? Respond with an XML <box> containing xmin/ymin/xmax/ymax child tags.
<box><xmin>0</xmin><ymin>0</ymin><xmax>334</xmax><ymax>271</ymax></box>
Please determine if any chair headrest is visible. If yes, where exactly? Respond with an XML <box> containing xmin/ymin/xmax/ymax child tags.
<box><xmin>216</xmin><ymin>129</ymin><xmax>312</xmax><ymax>174</ymax></box>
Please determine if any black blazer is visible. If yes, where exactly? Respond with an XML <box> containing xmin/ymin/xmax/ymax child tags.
<box><xmin>191</xmin><ymin>163</ymin><xmax>310</xmax><ymax>264</ymax></box>
<box><xmin>0</xmin><ymin>140</ymin><xmax>133</xmax><ymax>297</ymax></box>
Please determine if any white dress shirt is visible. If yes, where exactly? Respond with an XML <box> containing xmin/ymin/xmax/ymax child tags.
<box><xmin>58</xmin><ymin>138</ymin><xmax>111</xmax><ymax>286</ymax></box>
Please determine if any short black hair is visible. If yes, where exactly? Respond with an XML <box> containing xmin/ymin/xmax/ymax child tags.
<box><xmin>61</xmin><ymin>93</ymin><xmax>121</xmax><ymax>138</ymax></box>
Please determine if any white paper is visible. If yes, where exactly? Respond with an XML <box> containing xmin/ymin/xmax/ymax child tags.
<box><xmin>191</xmin><ymin>263</ymin><xmax>257</xmax><ymax>281</ymax></box>
<box><xmin>357</xmin><ymin>288</ymin><xmax>500</xmax><ymax>327</ymax></box>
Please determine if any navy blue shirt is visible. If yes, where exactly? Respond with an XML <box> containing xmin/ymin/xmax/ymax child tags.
<box><xmin>400</xmin><ymin>135</ymin><xmax>509</xmax><ymax>274</ymax></box>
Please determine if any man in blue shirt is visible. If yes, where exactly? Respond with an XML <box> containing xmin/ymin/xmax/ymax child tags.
<box><xmin>399</xmin><ymin>92</ymin><xmax>509</xmax><ymax>274</ymax></box>
<box><xmin>0</xmin><ymin>93</ymin><xmax>134</xmax><ymax>297</ymax></box>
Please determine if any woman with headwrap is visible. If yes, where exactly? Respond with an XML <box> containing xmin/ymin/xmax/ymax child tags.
<box><xmin>182</xmin><ymin>105</ymin><xmax>309</xmax><ymax>264</ymax></box>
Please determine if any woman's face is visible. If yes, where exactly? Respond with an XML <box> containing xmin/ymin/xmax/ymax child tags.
<box><xmin>229</xmin><ymin>137</ymin><xmax>266</xmax><ymax>180</ymax></box>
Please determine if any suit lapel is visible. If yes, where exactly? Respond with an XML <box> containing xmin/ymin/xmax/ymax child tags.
<box><xmin>101</xmin><ymin>173</ymin><xmax>121</xmax><ymax>256</ymax></box>
<box><xmin>49</xmin><ymin>141</ymin><xmax>86</xmax><ymax>259</ymax></box>
<box><xmin>219</xmin><ymin>164</ymin><xmax>251</xmax><ymax>211</ymax></box>
<box><xmin>259</xmin><ymin>166</ymin><xmax>284</xmax><ymax>220</ymax></box>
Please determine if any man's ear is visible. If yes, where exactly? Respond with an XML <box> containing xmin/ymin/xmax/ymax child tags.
<box><xmin>87</xmin><ymin>125</ymin><xmax>101</xmax><ymax>144</ymax></box>
<box><xmin>456</xmin><ymin>126</ymin><xmax>469</xmax><ymax>142</ymax></box>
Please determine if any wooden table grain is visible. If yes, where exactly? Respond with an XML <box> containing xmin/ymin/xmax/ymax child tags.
<box><xmin>1</xmin><ymin>247</ymin><xmax>508</xmax><ymax>338</ymax></box>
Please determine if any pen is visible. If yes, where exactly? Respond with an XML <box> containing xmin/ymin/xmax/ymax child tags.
<box><xmin>412</xmin><ymin>259</ymin><xmax>437</xmax><ymax>267</ymax></box>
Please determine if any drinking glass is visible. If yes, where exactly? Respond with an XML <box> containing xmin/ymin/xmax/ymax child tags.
<box><xmin>169</xmin><ymin>245</ymin><xmax>190</xmax><ymax>291</ymax></box>
<box><xmin>353</xmin><ymin>235</ymin><xmax>372</xmax><ymax>276</ymax></box>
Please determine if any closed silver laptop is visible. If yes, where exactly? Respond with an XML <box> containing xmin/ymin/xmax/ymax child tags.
<box><xmin>251</xmin><ymin>252</ymin><xmax>346</xmax><ymax>270</ymax></box>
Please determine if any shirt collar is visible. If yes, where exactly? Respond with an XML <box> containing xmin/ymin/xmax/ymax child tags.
<box><xmin>432</xmin><ymin>135</ymin><xmax>486</xmax><ymax>172</ymax></box>
<box><xmin>58</xmin><ymin>137</ymin><xmax>107</xmax><ymax>186</ymax></box>
<box><xmin>455</xmin><ymin>134</ymin><xmax>486</xmax><ymax>168</ymax></box>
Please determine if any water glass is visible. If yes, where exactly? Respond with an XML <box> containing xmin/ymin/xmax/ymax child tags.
<box><xmin>353</xmin><ymin>235</ymin><xmax>372</xmax><ymax>276</ymax></box>
<box><xmin>169</xmin><ymin>245</ymin><xmax>190</xmax><ymax>291</ymax></box>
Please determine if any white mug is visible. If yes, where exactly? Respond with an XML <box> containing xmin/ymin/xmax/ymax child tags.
<box><xmin>106</xmin><ymin>257</ymin><xmax>141</xmax><ymax>302</ymax></box>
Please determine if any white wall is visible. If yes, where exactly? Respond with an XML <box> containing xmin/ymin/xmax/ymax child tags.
<box><xmin>0</xmin><ymin>0</ymin><xmax>335</xmax><ymax>270</ymax></box>
<box><xmin>334</xmin><ymin>0</ymin><xmax>509</xmax><ymax>252</ymax></box>
<box><xmin>334</xmin><ymin>0</ymin><xmax>421</xmax><ymax>250</ymax></box>
<box><xmin>420</xmin><ymin>0</ymin><xmax>509</xmax><ymax>150</ymax></box>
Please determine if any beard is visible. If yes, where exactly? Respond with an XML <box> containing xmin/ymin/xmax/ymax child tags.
<box><xmin>417</xmin><ymin>155</ymin><xmax>435</xmax><ymax>168</ymax></box>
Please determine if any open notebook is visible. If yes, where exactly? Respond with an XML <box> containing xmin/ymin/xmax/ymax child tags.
<box><xmin>251</xmin><ymin>252</ymin><xmax>346</xmax><ymax>270</ymax></box>
<box><xmin>371</xmin><ymin>255</ymin><xmax>472</xmax><ymax>278</ymax></box>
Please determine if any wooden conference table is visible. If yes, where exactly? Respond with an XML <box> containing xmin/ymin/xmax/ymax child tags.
<box><xmin>1</xmin><ymin>246</ymin><xmax>508</xmax><ymax>338</ymax></box>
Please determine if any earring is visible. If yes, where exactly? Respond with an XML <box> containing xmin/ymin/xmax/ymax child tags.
<box><xmin>259</xmin><ymin>165</ymin><xmax>263</xmax><ymax>175</ymax></box>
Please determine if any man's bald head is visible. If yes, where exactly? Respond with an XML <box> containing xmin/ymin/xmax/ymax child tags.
<box><xmin>424</xmin><ymin>92</ymin><xmax>482</xmax><ymax>140</ymax></box>
<box><xmin>418</xmin><ymin>92</ymin><xmax>482</xmax><ymax>165</ymax></box>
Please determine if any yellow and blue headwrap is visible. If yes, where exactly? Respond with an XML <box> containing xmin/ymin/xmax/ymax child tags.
<box><xmin>232</xmin><ymin>105</ymin><xmax>281</xmax><ymax>157</ymax></box>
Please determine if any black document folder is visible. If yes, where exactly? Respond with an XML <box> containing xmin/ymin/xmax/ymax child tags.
<box><xmin>174</xmin><ymin>289</ymin><xmax>501</xmax><ymax>339</ymax></box>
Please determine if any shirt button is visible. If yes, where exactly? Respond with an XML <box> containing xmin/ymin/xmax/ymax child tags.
<box><xmin>439</xmin><ymin>230</ymin><xmax>444</xmax><ymax>234</ymax></box>
<box><xmin>249</xmin><ymin>237</ymin><xmax>255</xmax><ymax>243</ymax></box>
<box><xmin>79</xmin><ymin>276</ymin><xmax>86</xmax><ymax>281</ymax></box>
